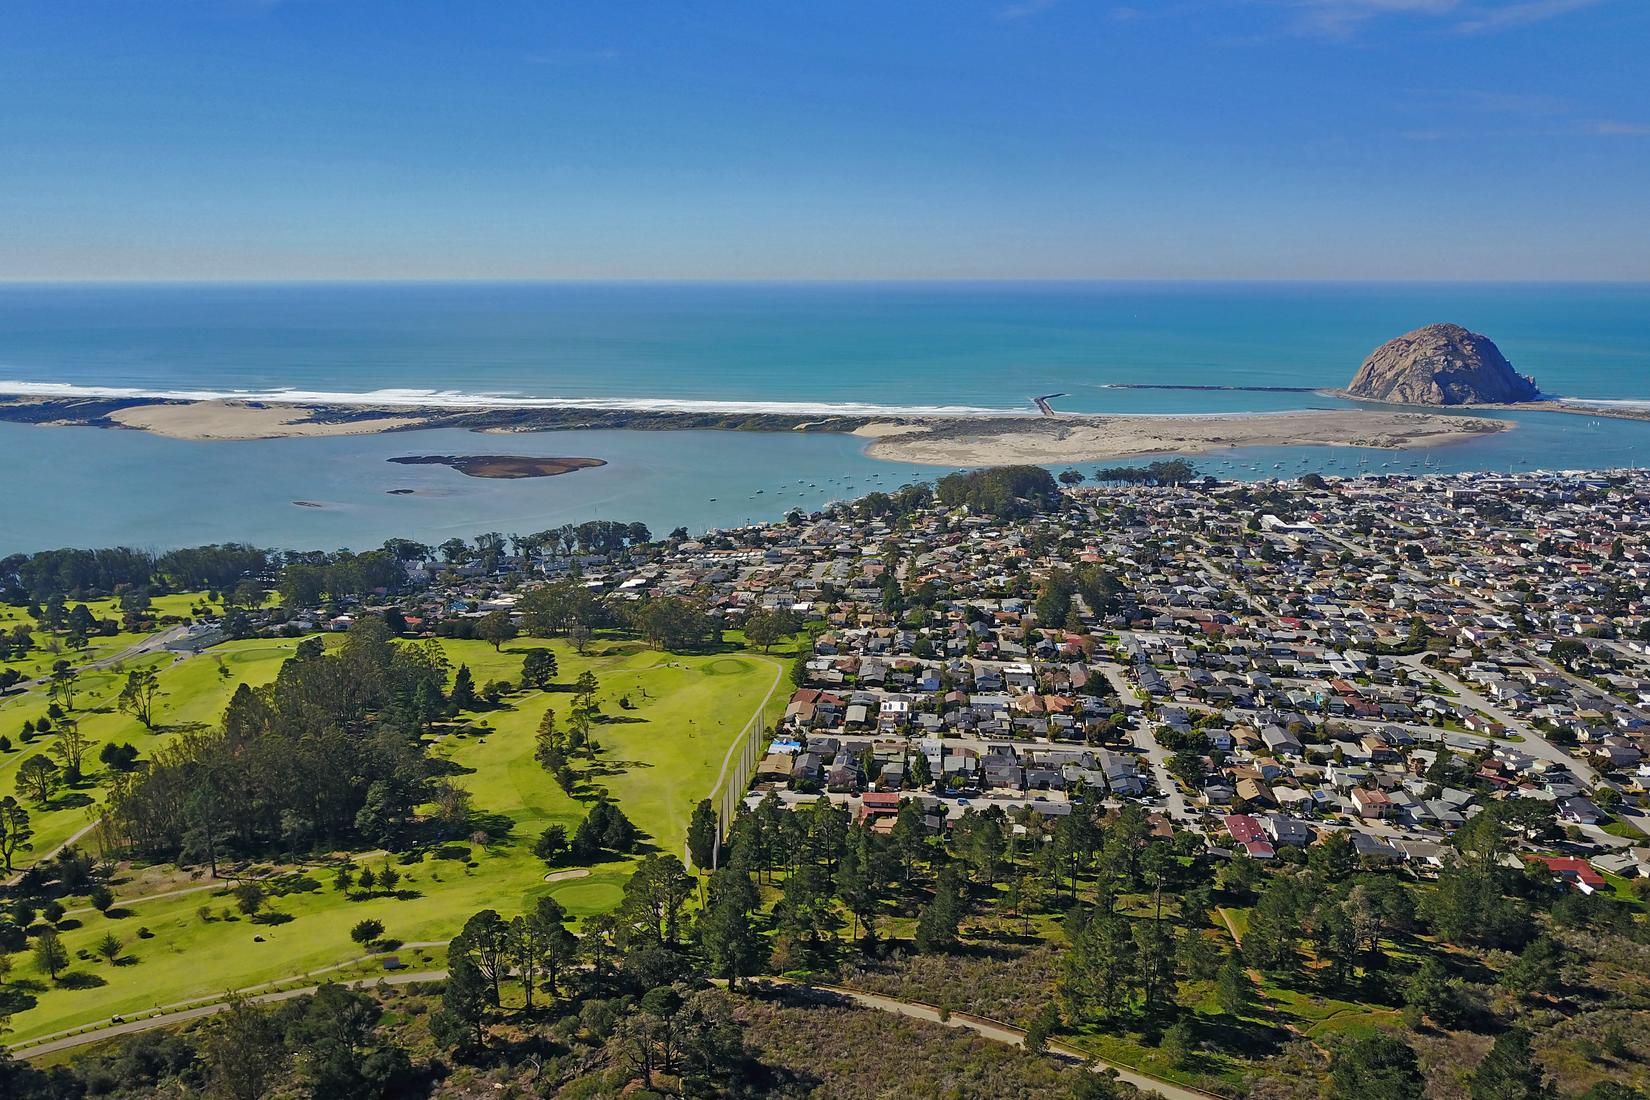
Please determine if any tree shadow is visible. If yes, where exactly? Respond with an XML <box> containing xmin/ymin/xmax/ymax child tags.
<box><xmin>47</xmin><ymin>792</ymin><xmax>94</xmax><ymax>811</ymax></box>
<box><xmin>467</xmin><ymin>811</ymin><xmax>516</xmax><ymax>841</ymax></box>
<box><xmin>56</xmin><ymin>971</ymin><xmax>108</xmax><ymax>990</ymax></box>
<box><xmin>1193</xmin><ymin>1010</ymin><xmax>1292</xmax><ymax>1059</ymax></box>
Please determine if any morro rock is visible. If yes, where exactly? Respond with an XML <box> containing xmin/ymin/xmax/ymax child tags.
<box><xmin>1346</xmin><ymin>323</ymin><xmax>1539</xmax><ymax>405</ymax></box>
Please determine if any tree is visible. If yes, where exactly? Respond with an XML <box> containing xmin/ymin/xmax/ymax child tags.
<box><xmin>1580</xmin><ymin>1085</ymin><xmax>1647</xmax><ymax>1100</ymax></box>
<box><xmin>199</xmin><ymin>995</ymin><xmax>288</xmax><ymax>1100</ymax></box>
<box><xmin>453</xmin><ymin>910</ymin><xmax>512</xmax><ymax>1005</ymax></box>
<box><xmin>914</xmin><ymin>863</ymin><xmax>966</xmax><ymax>953</ymax></box>
<box><xmin>0</xmin><ymin>796</ymin><xmax>31</xmax><ymax>873</ymax></box>
<box><xmin>431</xmin><ymin>956</ymin><xmax>489</xmax><ymax>1053</ymax></box>
<box><xmin>48</xmin><ymin>660</ymin><xmax>78</xmax><ymax>711</ymax></box>
<box><xmin>15</xmin><ymin>754</ymin><xmax>59</xmax><ymax>805</ymax></box>
<box><xmin>1499</xmin><ymin>934</ymin><xmax>1565</xmax><ymax>999</ymax></box>
<box><xmin>1309</xmin><ymin>831</ymin><xmax>1357</xmax><ymax>882</ymax></box>
<box><xmin>524</xmin><ymin>895</ymin><xmax>575</xmax><ymax>999</ymax></box>
<box><xmin>533</xmin><ymin>824</ymin><xmax>569</xmax><ymax>865</ymax></box>
<box><xmin>700</xmin><ymin>867</ymin><xmax>764</xmax><ymax>988</ymax></box>
<box><xmin>687</xmin><ymin>798</ymin><xmax>719</xmax><ymax>872</ymax></box>
<box><xmin>49</xmin><ymin>719</ymin><xmax>89</xmax><ymax>782</ymax></box>
<box><xmin>1062</xmin><ymin>907</ymin><xmax>1136</xmax><ymax>1023</ymax></box>
<box><xmin>521</xmin><ymin>647</ymin><xmax>557</xmax><ymax>689</ymax></box>
<box><xmin>476</xmin><ymin>610</ymin><xmax>517</xmax><ymax>651</ymax></box>
<box><xmin>1162</xmin><ymin>1019</ymin><xmax>1197</xmax><ymax>1069</ymax></box>
<box><xmin>94</xmin><ymin>932</ymin><xmax>123</xmax><ymax>962</ymax></box>
<box><xmin>744</xmin><ymin>608</ymin><xmax>799</xmax><ymax>653</ymax></box>
<box><xmin>1405</xmin><ymin>956</ymin><xmax>1468</xmax><ymax>1029</ymax></box>
<box><xmin>1471</xmin><ymin>1028</ymin><xmax>1556</xmax><ymax>1100</ymax></box>
<box><xmin>232</xmin><ymin>882</ymin><xmax>264</xmax><ymax>916</ymax></box>
<box><xmin>33</xmin><ymin>928</ymin><xmax>69</xmax><ymax>980</ymax></box>
<box><xmin>1329</xmin><ymin>1033</ymin><xmax>1425</xmax><ymax>1100</ymax></box>
<box><xmin>618</xmin><ymin>854</ymin><xmax>694</xmax><ymax>949</ymax></box>
<box><xmin>1217</xmin><ymin>950</ymin><xmax>1256</xmax><ymax>1017</ymax></box>
<box><xmin>98</xmin><ymin>741</ymin><xmax>140</xmax><ymax>771</ymax></box>
<box><xmin>116</xmin><ymin>667</ymin><xmax>164</xmax><ymax>730</ymax></box>
<box><xmin>350</xmin><ymin>919</ymin><xmax>385</xmax><ymax>948</ymax></box>
<box><xmin>449</xmin><ymin>665</ymin><xmax>478</xmax><ymax>711</ymax></box>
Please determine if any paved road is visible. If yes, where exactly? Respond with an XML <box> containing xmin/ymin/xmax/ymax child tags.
<box><xmin>1396</xmin><ymin>654</ymin><xmax>1600</xmax><ymax>786</ymax></box>
<box><xmin>1090</xmin><ymin>657</ymin><xmax>1196</xmax><ymax>823</ymax></box>
<box><xmin>15</xmin><ymin>624</ymin><xmax>196</xmax><ymax>691</ymax></box>
<box><xmin>13</xmin><ymin>968</ymin><xmax>448</xmax><ymax>1058</ymax></box>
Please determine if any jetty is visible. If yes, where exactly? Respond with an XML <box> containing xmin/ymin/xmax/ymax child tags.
<box><xmin>1032</xmin><ymin>392</ymin><xmax>1067</xmax><ymax>417</ymax></box>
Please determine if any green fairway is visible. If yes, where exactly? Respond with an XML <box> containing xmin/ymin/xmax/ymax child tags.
<box><xmin>3</xmin><ymin>635</ymin><xmax>784</xmax><ymax>1047</ymax></box>
<box><xmin>1</xmin><ymin>637</ymin><xmax>313</xmax><ymax>865</ymax></box>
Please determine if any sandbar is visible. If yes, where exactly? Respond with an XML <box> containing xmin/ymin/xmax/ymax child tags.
<box><xmin>108</xmin><ymin>400</ymin><xmax>428</xmax><ymax>440</ymax></box>
<box><xmin>855</xmin><ymin>409</ymin><xmax>1507</xmax><ymax>466</ymax></box>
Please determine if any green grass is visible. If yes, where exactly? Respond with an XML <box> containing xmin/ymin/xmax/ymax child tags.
<box><xmin>1602</xmin><ymin>819</ymin><xmax>1648</xmax><ymax>841</ymax></box>
<box><xmin>3</xmin><ymin>635</ymin><xmax>783</xmax><ymax>1046</ymax></box>
<box><xmin>0</xmin><ymin>592</ymin><xmax>230</xmax><ymax>684</ymax></box>
<box><xmin>1217</xmin><ymin>906</ymin><xmax>1250</xmax><ymax>944</ymax></box>
<box><xmin>1</xmin><ymin>637</ymin><xmax>312</xmax><ymax>865</ymax></box>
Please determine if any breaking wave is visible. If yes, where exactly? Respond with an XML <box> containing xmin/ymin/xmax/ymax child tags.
<box><xmin>0</xmin><ymin>380</ymin><xmax>1029</xmax><ymax>419</ymax></box>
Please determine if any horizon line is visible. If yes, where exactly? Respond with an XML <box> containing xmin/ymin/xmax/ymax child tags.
<box><xmin>2</xmin><ymin>275</ymin><xmax>1648</xmax><ymax>288</ymax></box>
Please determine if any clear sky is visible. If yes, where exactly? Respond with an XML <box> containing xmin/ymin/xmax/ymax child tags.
<box><xmin>3</xmin><ymin>1</ymin><xmax>1647</xmax><ymax>281</ymax></box>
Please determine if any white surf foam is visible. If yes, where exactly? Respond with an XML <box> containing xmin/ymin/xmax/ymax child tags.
<box><xmin>0</xmin><ymin>380</ymin><xmax>1028</xmax><ymax>419</ymax></box>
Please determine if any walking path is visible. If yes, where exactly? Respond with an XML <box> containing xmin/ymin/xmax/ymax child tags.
<box><xmin>13</xmin><ymin>969</ymin><xmax>448</xmax><ymax>1058</ymax></box>
<box><xmin>753</xmin><ymin>978</ymin><xmax>1219</xmax><ymax>1100</ymax></box>
<box><xmin>20</xmin><ymin>960</ymin><xmax>1221</xmax><ymax>1100</ymax></box>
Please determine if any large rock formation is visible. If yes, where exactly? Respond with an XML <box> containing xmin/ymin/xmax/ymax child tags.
<box><xmin>1346</xmin><ymin>323</ymin><xmax>1539</xmax><ymax>405</ymax></box>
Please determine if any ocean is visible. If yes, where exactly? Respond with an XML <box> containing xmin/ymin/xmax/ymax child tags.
<box><xmin>2</xmin><ymin>281</ymin><xmax>1649</xmax><ymax>553</ymax></box>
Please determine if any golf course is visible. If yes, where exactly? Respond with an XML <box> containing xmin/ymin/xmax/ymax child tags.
<box><xmin>1</xmin><ymin>606</ymin><xmax>789</xmax><ymax>1048</ymax></box>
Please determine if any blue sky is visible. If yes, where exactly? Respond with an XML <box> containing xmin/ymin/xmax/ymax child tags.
<box><xmin>2</xmin><ymin>1</ymin><xmax>1646</xmax><ymax>280</ymax></box>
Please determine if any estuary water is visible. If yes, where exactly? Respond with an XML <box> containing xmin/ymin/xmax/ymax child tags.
<box><xmin>1</xmin><ymin>281</ymin><xmax>1648</xmax><ymax>552</ymax></box>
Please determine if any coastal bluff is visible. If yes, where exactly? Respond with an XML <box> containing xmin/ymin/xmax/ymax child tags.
<box><xmin>1346</xmin><ymin>323</ymin><xmax>1539</xmax><ymax>405</ymax></box>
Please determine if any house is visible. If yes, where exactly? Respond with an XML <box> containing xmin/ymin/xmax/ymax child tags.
<box><xmin>1351</xmin><ymin>787</ymin><xmax>1394</xmax><ymax>820</ymax></box>
<box><xmin>1223</xmin><ymin>814</ymin><xmax>1276</xmax><ymax>859</ymax></box>
<box><xmin>1262</xmin><ymin>815</ymin><xmax>1315</xmax><ymax>848</ymax></box>
<box><xmin>1557</xmin><ymin>796</ymin><xmax>1606</xmax><ymax>826</ymax></box>
<box><xmin>1529</xmin><ymin>855</ymin><xmax>1607</xmax><ymax>894</ymax></box>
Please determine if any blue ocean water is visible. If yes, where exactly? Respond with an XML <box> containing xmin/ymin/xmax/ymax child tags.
<box><xmin>1</xmin><ymin>281</ymin><xmax>1648</xmax><ymax>552</ymax></box>
<box><xmin>2</xmin><ymin>281</ymin><xmax>1647</xmax><ymax>413</ymax></box>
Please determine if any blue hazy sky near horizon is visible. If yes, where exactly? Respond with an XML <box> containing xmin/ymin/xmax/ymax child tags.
<box><xmin>2</xmin><ymin>1</ymin><xmax>1647</xmax><ymax>281</ymax></box>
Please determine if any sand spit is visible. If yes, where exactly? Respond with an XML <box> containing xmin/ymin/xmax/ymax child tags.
<box><xmin>856</xmin><ymin>409</ymin><xmax>1508</xmax><ymax>466</ymax></box>
<box><xmin>108</xmin><ymin>400</ymin><xmax>427</xmax><ymax>440</ymax></box>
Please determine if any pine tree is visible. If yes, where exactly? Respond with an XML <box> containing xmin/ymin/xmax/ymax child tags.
<box><xmin>1471</xmin><ymin>1028</ymin><xmax>1556</xmax><ymax>1100</ymax></box>
<box><xmin>449</xmin><ymin>665</ymin><xmax>478</xmax><ymax>711</ymax></box>
<box><xmin>432</xmin><ymin>956</ymin><xmax>489</xmax><ymax>1052</ymax></box>
<box><xmin>1216</xmin><ymin>950</ymin><xmax>1256</xmax><ymax>1017</ymax></box>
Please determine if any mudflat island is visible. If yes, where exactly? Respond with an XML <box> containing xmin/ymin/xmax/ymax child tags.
<box><xmin>388</xmin><ymin>454</ymin><xmax>607</xmax><ymax>479</ymax></box>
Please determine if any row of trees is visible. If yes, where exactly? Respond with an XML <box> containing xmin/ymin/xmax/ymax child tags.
<box><xmin>1088</xmin><ymin>459</ymin><xmax>1200</xmax><ymax>486</ymax></box>
<box><xmin>1</xmin><ymin>544</ymin><xmax>270</xmax><ymax>602</ymax></box>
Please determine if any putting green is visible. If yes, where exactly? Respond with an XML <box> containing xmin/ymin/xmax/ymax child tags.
<box><xmin>549</xmin><ymin>882</ymin><xmax>625</xmax><ymax>912</ymax></box>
